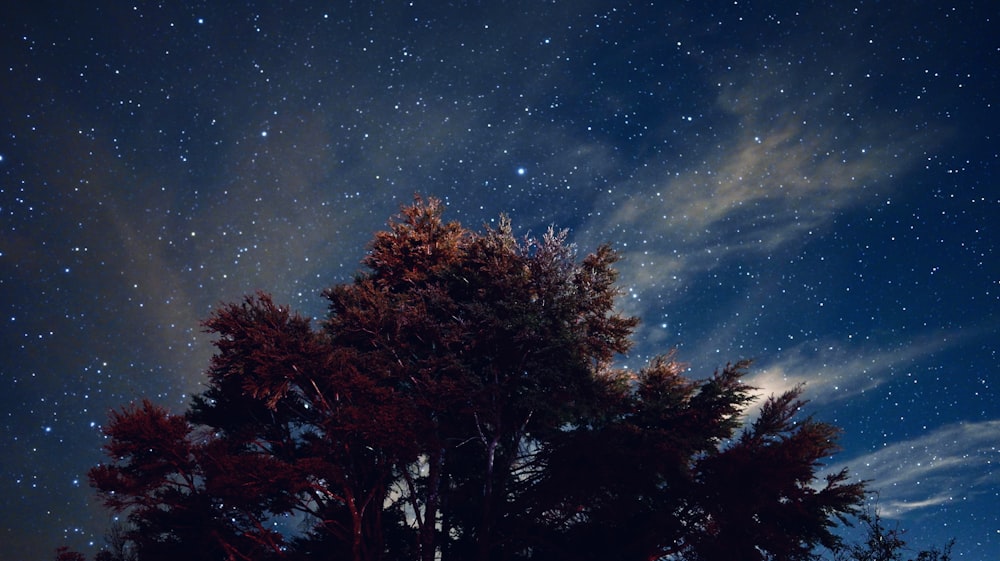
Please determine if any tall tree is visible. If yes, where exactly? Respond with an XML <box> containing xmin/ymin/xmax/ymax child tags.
<box><xmin>75</xmin><ymin>197</ymin><xmax>865</xmax><ymax>561</ymax></box>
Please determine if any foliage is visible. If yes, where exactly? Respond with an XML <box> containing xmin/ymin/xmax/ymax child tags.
<box><xmin>832</xmin><ymin>500</ymin><xmax>954</xmax><ymax>561</ymax></box>
<box><xmin>68</xmin><ymin>197</ymin><xmax>867</xmax><ymax>561</ymax></box>
<box><xmin>56</xmin><ymin>547</ymin><xmax>87</xmax><ymax>561</ymax></box>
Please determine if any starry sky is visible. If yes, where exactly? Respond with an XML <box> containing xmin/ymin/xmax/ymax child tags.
<box><xmin>1</xmin><ymin>1</ymin><xmax>997</xmax><ymax>559</ymax></box>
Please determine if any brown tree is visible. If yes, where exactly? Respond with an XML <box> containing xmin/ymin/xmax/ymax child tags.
<box><xmin>74</xmin><ymin>197</ymin><xmax>866</xmax><ymax>561</ymax></box>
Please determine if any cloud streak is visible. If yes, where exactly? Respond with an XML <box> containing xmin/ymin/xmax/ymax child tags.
<box><xmin>745</xmin><ymin>329</ymin><xmax>975</xmax><ymax>408</ymax></box>
<box><xmin>580</xmin><ymin>45</ymin><xmax>944</xmax><ymax>301</ymax></box>
<box><xmin>829</xmin><ymin>420</ymin><xmax>1000</xmax><ymax>518</ymax></box>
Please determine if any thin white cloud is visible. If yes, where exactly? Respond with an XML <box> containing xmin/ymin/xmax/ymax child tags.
<box><xmin>879</xmin><ymin>493</ymin><xmax>954</xmax><ymax>515</ymax></box>
<box><xmin>578</xmin><ymin>45</ymin><xmax>944</xmax><ymax>302</ymax></box>
<box><xmin>829</xmin><ymin>420</ymin><xmax>1000</xmax><ymax>518</ymax></box>
<box><xmin>745</xmin><ymin>329</ymin><xmax>972</xmax><ymax>407</ymax></box>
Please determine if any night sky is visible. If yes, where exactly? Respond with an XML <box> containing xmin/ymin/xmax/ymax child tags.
<box><xmin>2</xmin><ymin>1</ymin><xmax>997</xmax><ymax>559</ymax></box>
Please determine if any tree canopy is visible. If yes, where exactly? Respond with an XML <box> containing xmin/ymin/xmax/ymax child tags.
<box><xmin>75</xmin><ymin>197</ymin><xmax>869</xmax><ymax>561</ymax></box>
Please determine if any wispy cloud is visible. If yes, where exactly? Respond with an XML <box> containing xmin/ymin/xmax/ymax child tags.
<box><xmin>828</xmin><ymin>420</ymin><xmax>1000</xmax><ymax>518</ymax></box>
<box><xmin>745</xmin><ymin>329</ymin><xmax>974</xmax><ymax>408</ymax></box>
<box><xmin>579</xmin><ymin>46</ymin><xmax>944</xmax><ymax>299</ymax></box>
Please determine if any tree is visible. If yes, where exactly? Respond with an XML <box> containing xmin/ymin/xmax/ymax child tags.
<box><xmin>56</xmin><ymin>547</ymin><xmax>87</xmax><ymax>561</ymax></box>
<box><xmin>74</xmin><ymin>197</ymin><xmax>866</xmax><ymax>561</ymax></box>
<box><xmin>96</xmin><ymin>520</ymin><xmax>138</xmax><ymax>561</ymax></box>
<box><xmin>832</xmin><ymin>499</ymin><xmax>954</xmax><ymax>561</ymax></box>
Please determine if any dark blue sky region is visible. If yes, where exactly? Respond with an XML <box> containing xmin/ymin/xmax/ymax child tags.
<box><xmin>1</xmin><ymin>2</ymin><xmax>997</xmax><ymax>559</ymax></box>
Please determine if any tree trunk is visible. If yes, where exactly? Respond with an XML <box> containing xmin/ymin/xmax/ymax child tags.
<box><xmin>476</xmin><ymin>432</ymin><xmax>500</xmax><ymax>561</ymax></box>
<box><xmin>419</xmin><ymin>448</ymin><xmax>446</xmax><ymax>561</ymax></box>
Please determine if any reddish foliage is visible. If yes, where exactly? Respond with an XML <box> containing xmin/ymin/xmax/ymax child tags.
<box><xmin>80</xmin><ymin>197</ymin><xmax>864</xmax><ymax>561</ymax></box>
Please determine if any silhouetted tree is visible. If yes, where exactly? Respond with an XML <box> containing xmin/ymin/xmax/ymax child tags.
<box><xmin>96</xmin><ymin>520</ymin><xmax>137</xmax><ymax>561</ymax></box>
<box><xmin>72</xmin><ymin>197</ymin><xmax>867</xmax><ymax>561</ymax></box>
<box><xmin>832</xmin><ymin>500</ymin><xmax>954</xmax><ymax>561</ymax></box>
<box><xmin>55</xmin><ymin>546</ymin><xmax>87</xmax><ymax>561</ymax></box>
